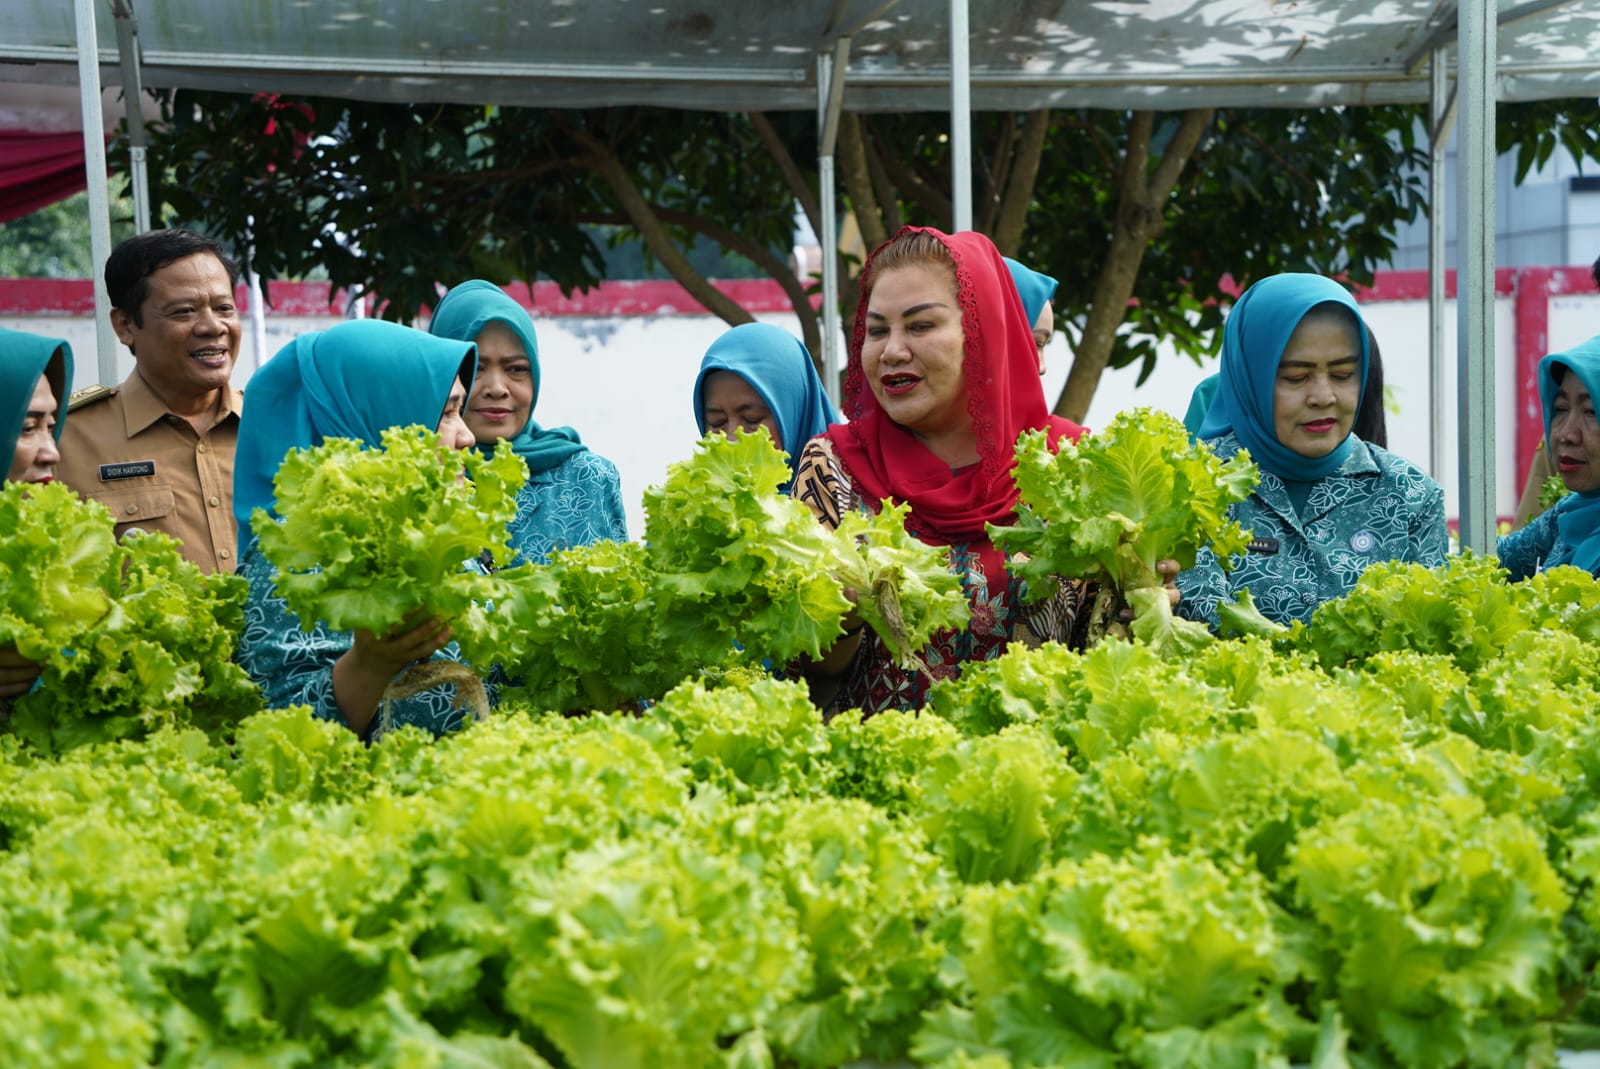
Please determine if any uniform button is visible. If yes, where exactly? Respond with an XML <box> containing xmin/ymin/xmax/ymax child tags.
<box><xmin>126</xmin><ymin>504</ymin><xmax>138</xmax><ymax>515</ymax></box>
<box><xmin>219</xmin><ymin>548</ymin><xmax>231</xmax><ymax>560</ymax></box>
<box><xmin>208</xmin><ymin>495</ymin><xmax>220</xmax><ymax>507</ymax></box>
<box><xmin>197</xmin><ymin>443</ymin><xmax>208</xmax><ymax>454</ymax></box>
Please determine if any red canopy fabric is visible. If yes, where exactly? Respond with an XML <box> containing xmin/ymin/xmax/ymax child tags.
<box><xmin>0</xmin><ymin>129</ymin><xmax>101</xmax><ymax>223</ymax></box>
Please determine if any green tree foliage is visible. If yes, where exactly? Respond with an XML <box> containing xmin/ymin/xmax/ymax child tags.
<box><xmin>113</xmin><ymin>92</ymin><xmax>1600</xmax><ymax>417</ymax></box>
<box><xmin>0</xmin><ymin>192</ymin><xmax>135</xmax><ymax>278</ymax></box>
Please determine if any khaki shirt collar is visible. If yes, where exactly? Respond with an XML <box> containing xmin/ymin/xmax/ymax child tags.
<box><xmin>121</xmin><ymin>369</ymin><xmax>244</xmax><ymax>437</ymax></box>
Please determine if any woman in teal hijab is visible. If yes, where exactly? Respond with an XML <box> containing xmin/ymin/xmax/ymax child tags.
<box><xmin>2</xmin><ymin>327</ymin><xmax>72</xmax><ymax>485</ymax></box>
<box><xmin>1003</xmin><ymin>257</ymin><xmax>1058</xmax><ymax>373</ymax></box>
<box><xmin>1</xmin><ymin>328</ymin><xmax>73</xmax><ymax>704</ymax></box>
<box><xmin>428</xmin><ymin>280</ymin><xmax>626</xmax><ymax>564</ymax></box>
<box><xmin>1175</xmin><ymin>273</ymin><xmax>1447</xmax><ymax>627</ymax></box>
<box><xmin>1499</xmin><ymin>335</ymin><xmax>1600</xmax><ymax>578</ymax></box>
<box><xmin>234</xmin><ymin>319</ymin><xmax>494</xmax><ymax>739</ymax></box>
<box><xmin>694</xmin><ymin>322</ymin><xmax>840</xmax><ymax>493</ymax></box>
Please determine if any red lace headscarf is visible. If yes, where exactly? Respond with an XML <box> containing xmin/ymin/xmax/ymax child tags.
<box><xmin>824</xmin><ymin>226</ymin><xmax>1085</xmax><ymax>581</ymax></box>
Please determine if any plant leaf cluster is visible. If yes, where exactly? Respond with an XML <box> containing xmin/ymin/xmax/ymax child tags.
<box><xmin>990</xmin><ymin>407</ymin><xmax>1257</xmax><ymax>656</ymax></box>
<box><xmin>252</xmin><ymin>426</ymin><xmax>526</xmax><ymax>664</ymax></box>
<box><xmin>0</xmin><ymin>481</ymin><xmax>257</xmax><ymax>753</ymax></box>
<box><xmin>10</xmin><ymin>553</ymin><xmax>1600</xmax><ymax>1066</ymax></box>
<box><xmin>492</xmin><ymin>430</ymin><xmax>968</xmax><ymax>711</ymax></box>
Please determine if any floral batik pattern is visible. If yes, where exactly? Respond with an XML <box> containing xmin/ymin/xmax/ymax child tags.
<box><xmin>503</xmin><ymin>452</ymin><xmax>628</xmax><ymax>566</ymax></box>
<box><xmin>1176</xmin><ymin>433</ymin><xmax>1448</xmax><ymax>627</ymax></box>
<box><xmin>788</xmin><ymin>437</ymin><xmax>1088</xmax><ymax>716</ymax></box>
<box><xmin>237</xmin><ymin>533</ymin><xmax>504</xmax><ymax>739</ymax></box>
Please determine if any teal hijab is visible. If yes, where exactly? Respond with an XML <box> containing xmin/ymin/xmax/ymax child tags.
<box><xmin>1182</xmin><ymin>375</ymin><xmax>1221</xmax><ymax>438</ymax></box>
<box><xmin>427</xmin><ymin>280</ymin><xmax>587</xmax><ymax>475</ymax></box>
<box><xmin>234</xmin><ymin>319</ymin><xmax>476</xmax><ymax>547</ymax></box>
<box><xmin>693</xmin><ymin>322</ymin><xmax>840</xmax><ymax>492</ymax></box>
<box><xmin>2</xmin><ymin>328</ymin><xmax>72</xmax><ymax>476</ymax></box>
<box><xmin>1003</xmin><ymin>257</ymin><xmax>1058</xmax><ymax>328</ymax></box>
<box><xmin>1538</xmin><ymin>336</ymin><xmax>1600</xmax><ymax>574</ymax></box>
<box><xmin>1199</xmin><ymin>273</ymin><xmax>1368</xmax><ymax>481</ymax></box>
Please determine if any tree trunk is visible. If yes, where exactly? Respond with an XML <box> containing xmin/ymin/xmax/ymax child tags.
<box><xmin>747</xmin><ymin>111</ymin><xmax>822</xmax><ymax>242</ymax></box>
<box><xmin>569</xmin><ymin>125</ymin><xmax>755</xmax><ymax>329</ymax></box>
<box><xmin>839</xmin><ymin>113</ymin><xmax>888</xmax><ymax>252</ymax></box>
<box><xmin>862</xmin><ymin>123</ymin><xmax>905</xmax><ymax>236</ymax></box>
<box><xmin>993</xmin><ymin>110</ymin><xmax>1051</xmax><ymax>257</ymax></box>
<box><xmin>1053</xmin><ymin>108</ymin><xmax>1213</xmax><ymax>423</ymax></box>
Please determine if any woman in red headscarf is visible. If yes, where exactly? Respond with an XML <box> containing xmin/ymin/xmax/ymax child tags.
<box><xmin>789</xmin><ymin>226</ymin><xmax>1091</xmax><ymax>713</ymax></box>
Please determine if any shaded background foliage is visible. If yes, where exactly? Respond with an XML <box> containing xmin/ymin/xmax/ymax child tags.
<box><xmin>35</xmin><ymin>89</ymin><xmax>1594</xmax><ymax>415</ymax></box>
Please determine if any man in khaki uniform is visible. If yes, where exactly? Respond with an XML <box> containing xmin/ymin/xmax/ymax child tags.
<box><xmin>57</xmin><ymin>228</ymin><xmax>244</xmax><ymax>573</ymax></box>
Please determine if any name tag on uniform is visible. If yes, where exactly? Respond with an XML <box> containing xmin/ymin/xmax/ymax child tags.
<box><xmin>1246</xmin><ymin>537</ymin><xmax>1280</xmax><ymax>555</ymax></box>
<box><xmin>99</xmin><ymin>460</ymin><xmax>157</xmax><ymax>482</ymax></box>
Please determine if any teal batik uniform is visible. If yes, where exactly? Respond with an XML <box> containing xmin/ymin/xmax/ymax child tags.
<box><xmin>502</xmin><ymin>453</ymin><xmax>627</xmax><ymax>565</ymax></box>
<box><xmin>233</xmin><ymin>319</ymin><xmax>502</xmax><ymax>738</ymax></box>
<box><xmin>1175</xmin><ymin>273</ymin><xmax>1447</xmax><ymax>627</ymax></box>
<box><xmin>430</xmin><ymin>280</ymin><xmax>627</xmax><ymax>562</ymax></box>
<box><xmin>693</xmin><ymin>321</ymin><xmax>840</xmax><ymax>493</ymax></box>
<box><xmin>237</xmin><ymin>530</ymin><xmax>504</xmax><ymax>736</ymax></box>
<box><xmin>1498</xmin><ymin>507</ymin><xmax>1565</xmax><ymax>580</ymax></box>
<box><xmin>1497</xmin><ymin>334</ymin><xmax>1600</xmax><ymax>579</ymax></box>
<box><xmin>1176</xmin><ymin>432</ymin><xmax>1447</xmax><ymax>626</ymax></box>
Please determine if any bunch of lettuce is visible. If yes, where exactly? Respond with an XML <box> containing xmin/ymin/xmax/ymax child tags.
<box><xmin>697</xmin><ymin>795</ymin><xmax>953</xmax><ymax>1068</ymax></box>
<box><xmin>1288</xmin><ymin>552</ymin><xmax>1531</xmax><ymax>673</ymax></box>
<box><xmin>833</xmin><ymin>500</ymin><xmax>972</xmax><ymax>667</ymax></box>
<box><xmin>490</xmin><ymin>539</ymin><xmax>671</xmax><ymax>711</ymax></box>
<box><xmin>0</xmin><ymin>482</ymin><xmax>257</xmax><ymax>752</ymax></box>
<box><xmin>915</xmin><ymin>850</ymin><xmax>1304</xmax><ymax>1069</ymax></box>
<box><xmin>0</xmin><ymin>481</ymin><xmax>115</xmax><ymax>658</ymax></box>
<box><xmin>644</xmin><ymin>431</ymin><xmax>968</xmax><ymax>669</ymax></box>
<box><xmin>252</xmin><ymin>426</ymin><xmax>525</xmax><ymax>663</ymax></box>
<box><xmin>990</xmin><ymin>407</ymin><xmax>1258</xmax><ymax>657</ymax></box>
<box><xmin>641</xmin><ymin>430</ymin><xmax>855</xmax><ymax>666</ymax></box>
<box><xmin>496</xmin><ymin>432</ymin><xmax>967</xmax><ymax>712</ymax></box>
<box><xmin>1288</xmin><ymin>797</ymin><xmax>1568</xmax><ymax>1069</ymax></box>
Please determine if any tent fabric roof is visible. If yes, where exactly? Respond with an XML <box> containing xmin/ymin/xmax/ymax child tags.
<box><xmin>2</xmin><ymin>0</ymin><xmax>1599</xmax><ymax>113</ymax></box>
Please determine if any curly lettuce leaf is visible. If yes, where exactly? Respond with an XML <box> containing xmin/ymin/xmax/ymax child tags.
<box><xmin>253</xmin><ymin>426</ymin><xmax>524</xmax><ymax>661</ymax></box>
<box><xmin>5</xmin><ymin>510</ymin><xmax>257</xmax><ymax>752</ymax></box>
<box><xmin>0</xmin><ymin>480</ymin><xmax>116</xmax><ymax>659</ymax></box>
<box><xmin>833</xmin><ymin>501</ymin><xmax>970</xmax><ymax>668</ymax></box>
<box><xmin>990</xmin><ymin>409</ymin><xmax>1256</xmax><ymax>654</ymax></box>
<box><xmin>918</xmin><ymin>850</ymin><xmax>1300</xmax><ymax>1069</ymax></box>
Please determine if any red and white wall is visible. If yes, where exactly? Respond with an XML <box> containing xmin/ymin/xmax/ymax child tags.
<box><xmin>4</xmin><ymin>269</ymin><xmax>1597</xmax><ymax>536</ymax></box>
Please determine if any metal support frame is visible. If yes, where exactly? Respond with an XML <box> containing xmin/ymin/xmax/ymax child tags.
<box><xmin>73</xmin><ymin>0</ymin><xmax>119</xmax><ymax>386</ymax></box>
<box><xmin>1405</xmin><ymin>0</ymin><xmax>1580</xmax><ymax>74</ymax></box>
<box><xmin>817</xmin><ymin>38</ymin><xmax>851</xmax><ymax>407</ymax></box>
<box><xmin>1427</xmin><ymin>49</ymin><xmax>1457</xmax><ymax>481</ymax></box>
<box><xmin>1456</xmin><ymin>0</ymin><xmax>1497</xmax><ymax>552</ymax></box>
<box><xmin>949</xmin><ymin>0</ymin><xmax>971</xmax><ymax>231</ymax></box>
<box><xmin>111</xmin><ymin>0</ymin><xmax>151</xmax><ymax>233</ymax></box>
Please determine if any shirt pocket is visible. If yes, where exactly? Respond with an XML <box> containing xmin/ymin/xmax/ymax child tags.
<box><xmin>100</xmin><ymin>485</ymin><xmax>176</xmax><ymax>528</ymax></box>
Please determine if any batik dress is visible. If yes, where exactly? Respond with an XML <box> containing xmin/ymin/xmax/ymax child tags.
<box><xmin>1175</xmin><ymin>433</ymin><xmax>1447</xmax><ymax>627</ymax></box>
<box><xmin>789</xmin><ymin>437</ymin><xmax>1088</xmax><ymax>715</ymax></box>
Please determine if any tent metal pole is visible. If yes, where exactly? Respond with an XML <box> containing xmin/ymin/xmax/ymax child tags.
<box><xmin>74</xmin><ymin>0</ymin><xmax>119</xmax><ymax>387</ymax></box>
<box><xmin>949</xmin><ymin>0</ymin><xmax>971</xmax><ymax>231</ymax></box>
<box><xmin>1428</xmin><ymin>50</ymin><xmax>1457</xmax><ymax>482</ymax></box>
<box><xmin>111</xmin><ymin>0</ymin><xmax>151</xmax><ymax>233</ymax></box>
<box><xmin>817</xmin><ymin>38</ymin><xmax>850</xmax><ymax>407</ymax></box>
<box><xmin>1456</xmin><ymin>0</ymin><xmax>1497</xmax><ymax>552</ymax></box>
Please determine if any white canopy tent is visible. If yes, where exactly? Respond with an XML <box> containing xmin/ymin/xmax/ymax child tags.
<box><xmin>4</xmin><ymin>0</ymin><xmax>1600</xmax><ymax>548</ymax></box>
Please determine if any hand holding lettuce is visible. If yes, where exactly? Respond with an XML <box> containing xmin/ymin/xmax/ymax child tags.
<box><xmin>252</xmin><ymin>426</ymin><xmax>526</xmax><ymax>666</ymax></box>
<box><xmin>990</xmin><ymin>408</ymin><xmax>1260</xmax><ymax>656</ymax></box>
